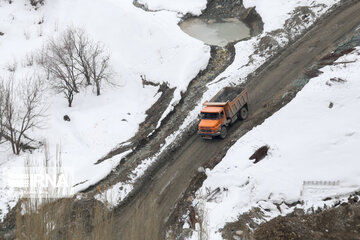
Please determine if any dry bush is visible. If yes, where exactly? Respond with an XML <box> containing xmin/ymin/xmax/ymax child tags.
<box><xmin>29</xmin><ymin>0</ymin><xmax>44</xmax><ymax>7</ymax></box>
<box><xmin>16</xmin><ymin>198</ymin><xmax>115</xmax><ymax>240</ymax></box>
<box><xmin>6</xmin><ymin>59</ymin><xmax>17</xmax><ymax>72</ymax></box>
<box><xmin>195</xmin><ymin>201</ymin><xmax>209</xmax><ymax>240</ymax></box>
<box><xmin>15</xmin><ymin>147</ymin><xmax>115</xmax><ymax>239</ymax></box>
<box><xmin>23</xmin><ymin>53</ymin><xmax>34</xmax><ymax>67</ymax></box>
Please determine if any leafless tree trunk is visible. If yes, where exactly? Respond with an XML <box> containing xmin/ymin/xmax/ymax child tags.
<box><xmin>86</xmin><ymin>44</ymin><xmax>111</xmax><ymax>96</ymax></box>
<box><xmin>71</xmin><ymin>29</ymin><xmax>92</xmax><ymax>86</ymax></box>
<box><xmin>2</xmin><ymin>80</ymin><xmax>16</xmax><ymax>154</ymax></box>
<box><xmin>0</xmin><ymin>84</ymin><xmax>5</xmax><ymax>144</ymax></box>
<box><xmin>0</xmin><ymin>77</ymin><xmax>45</xmax><ymax>155</ymax></box>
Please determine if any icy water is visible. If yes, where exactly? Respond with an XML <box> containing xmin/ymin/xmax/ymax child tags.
<box><xmin>180</xmin><ymin>18</ymin><xmax>250</xmax><ymax>47</ymax></box>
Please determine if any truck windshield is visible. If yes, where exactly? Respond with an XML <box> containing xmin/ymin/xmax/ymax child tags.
<box><xmin>201</xmin><ymin>112</ymin><xmax>219</xmax><ymax>120</ymax></box>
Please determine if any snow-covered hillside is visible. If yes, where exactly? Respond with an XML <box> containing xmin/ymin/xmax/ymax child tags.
<box><xmin>188</xmin><ymin>47</ymin><xmax>360</xmax><ymax>240</ymax></box>
<box><xmin>0</xmin><ymin>0</ymin><xmax>209</xmax><ymax>220</ymax></box>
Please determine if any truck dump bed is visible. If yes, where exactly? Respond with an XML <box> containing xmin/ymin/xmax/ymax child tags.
<box><xmin>204</xmin><ymin>87</ymin><xmax>248</xmax><ymax>119</ymax></box>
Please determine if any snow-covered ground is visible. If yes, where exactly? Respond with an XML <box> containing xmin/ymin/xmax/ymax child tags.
<box><xmin>0</xmin><ymin>0</ymin><xmax>209</xmax><ymax>220</ymax></box>
<box><xmin>188</xmin><ymin>47</ymin><xmax>360</xmax><ymax>239</ymax></box>
<box><xmin>97</xmin><ymin>0</ymin><xmax>341</xmax><ymax>208</ymax></box>
<box><xmin>138</xmin><ymin>0</ymin><xmax>207</xmax><ymax>15</ymax></box>
<box><xmin>244</xmin><ymin>0</ymin><xmax>338</xmax><ymax>32</ymax></box>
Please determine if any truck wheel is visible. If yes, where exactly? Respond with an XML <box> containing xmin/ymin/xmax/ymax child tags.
<box><xmin>220</xmin><ymin>126</ymin><xmax>227</xmax><ymax>139</ymax></box>
<box><xmin>238</xmin><ymin>107</ymin><xmax>248</xmax><ymax>120</ymax></box>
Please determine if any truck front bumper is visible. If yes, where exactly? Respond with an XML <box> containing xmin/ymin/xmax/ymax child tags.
<box><xmin>197</xmin><ymin>131</ymin><xmax>221</xmax><ymax>138</ymax></box>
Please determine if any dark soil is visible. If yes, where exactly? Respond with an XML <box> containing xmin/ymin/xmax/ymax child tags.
<box><xmin>304</xmin><ymin>68</ymin><xmax>323</xmax><ymax>78</ymax></box>
<box><xmin>249</xmin><ymin>145</ymin><xmax>269</xmax><ymax>163</ymax></box>
<box><xmin>221</xmin><ymin>208</ymin><xmax>266</xmax><ymax>240</ymax></box>
<box><xmin>254</xmin><ymin>196</ymin><xmax>360</xmax><ymax>240</ymax></box>
<box><xmin>212</xmin><ymin>87</ymin><xmax>244</xmax><ymax>102</ymax></box>
<box><xmin>318</xmin><ymin>48</ymin><xmax>356</xmax><ymax>66</ymax></box>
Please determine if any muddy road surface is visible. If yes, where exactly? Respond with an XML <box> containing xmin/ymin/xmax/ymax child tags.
<box><xmin>108</xmin><ymin>1</ymin><xmax>360</xmax><ymax>239</ymax></box>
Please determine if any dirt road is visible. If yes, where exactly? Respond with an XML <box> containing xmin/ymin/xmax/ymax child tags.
<box><xmin>109</xmin><ymin>1</ymin><xmax>360</xmax><ymax>239</ymax></box>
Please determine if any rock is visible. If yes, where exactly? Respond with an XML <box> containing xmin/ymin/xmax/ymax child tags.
<box><xmin>197</xmin><ymin>166</ymin><xmax>205</xmax><ymax>172</ymax></box>
<box><xmin>187</xmin><ymin>196</ymin><xmax>194</xmax><ymax>202</ymax></box>
<box><xmin>63</xmin><ymin>115</ymin><xmax>70</xmax><ymax>121</ymax></box>
<box><xmin>328</xmin><ymin>102</ymin><xmax>334</xmax><ymax>108</ymax></box>
<box><xmin>0</xmin><ymin>32</ymin><xmax>4</xmax><ymax>36</ymax></box>
<box><xmin>348</xmin><ymin>195</ymin><xmax>359</xmax><ymax>204</ymax></box>
<box><xmin>249</xmin><ymin>145</ymin><xmax>269</xmax><ymax>163</ymax></box>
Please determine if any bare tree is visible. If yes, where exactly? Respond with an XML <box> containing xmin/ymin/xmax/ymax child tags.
<box><xmin>86</xmin><ymin>43</ymin><xmax>111</xmax><ymax>96</ymax></box>
<box><xmin>71</xmin><ymin>29</ymin><xmax>92</xmax><ymax>86</ymax></box>
<box><xmin>71</xmin><ymin>28</ymin><xmax>111</xmax><ymax>96</ymax></box>
<box><xmin>41</xmin><ymin>27</ymin><xmax>112</xmax><ymax>105</ymax></box>
<box><xmin>0</xmin><ymin>77</ymin><xmax>45</xmax><ymax>155</ymax></box>
<box><xmin>42</xmin><ymin>29</ymin><xmax>81</xmax><ymax>107</ymax></box>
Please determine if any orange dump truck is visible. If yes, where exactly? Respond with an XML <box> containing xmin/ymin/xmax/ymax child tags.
<box><xmin>198</xmin><ymin>87</ymin><xmax>248</xmax><ymax>139</ymax></box>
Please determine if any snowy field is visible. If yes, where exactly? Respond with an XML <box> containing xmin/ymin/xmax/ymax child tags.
<box><xmin>0</xmin><ymin>0</ymin><xmax>209</xmax><ymax>220</ymax></box>
<box><xmin>188</xmin><ymin>47</ymin><xmax>360</xmax><ymax>240</ymax></box>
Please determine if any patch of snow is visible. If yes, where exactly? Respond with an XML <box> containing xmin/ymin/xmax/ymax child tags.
<box><xmin>137</xmin><ymin>0</ymin><xmax>207</xmax><ymax>15</ymax></box>
<box><xmin>95</xmin><ymin>182</ymin><xmax>133</xmax><ymax>207</ymax></box>
<box><xmin>243</xmin><ymin>0</ymin><xmax>339</xmax><ymax>33</ymax></box>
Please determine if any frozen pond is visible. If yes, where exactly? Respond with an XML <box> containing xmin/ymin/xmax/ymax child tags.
<box><xmin>180</xmin><ymin>18</ymin><xmax>250</xmax><ymax>47</ymax></box>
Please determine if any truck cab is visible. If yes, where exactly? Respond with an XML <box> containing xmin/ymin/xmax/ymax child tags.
<box><xmin>197</xmin><ymin>87</ymin><xmax>249</xmax><ymax>139</ymax></box>
<box><xmin>198</xmin><ymin>107</ymin><xmax>227</xmax><ymax>139</ymax></box>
